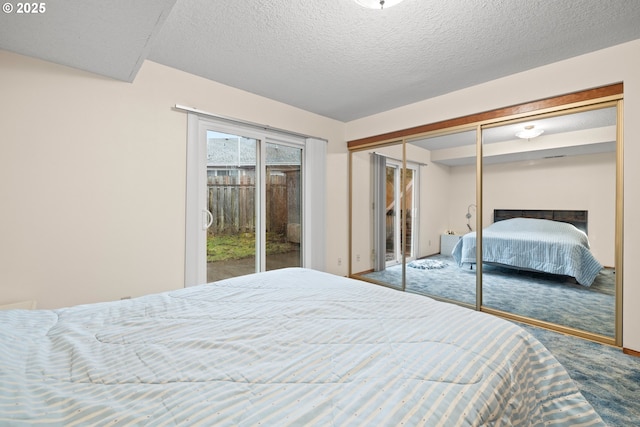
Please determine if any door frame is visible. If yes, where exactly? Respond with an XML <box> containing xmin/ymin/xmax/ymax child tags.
<box><xmin>385</xmin><ymin>159</ymin><xmax>419</xmax><ymax>267</ymax></box>
<box><xmin>185</xmin><ymin>112</ymin><xmax>326</xmax><ymax>286</ymax></box>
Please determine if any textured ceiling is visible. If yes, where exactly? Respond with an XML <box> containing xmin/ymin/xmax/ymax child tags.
<box><xmin>1</xmin><ymin>0</ymin><xmax>640</xmax><ymax>121</ymax></box>
<box><xmin>0</xmin><ymin>0</ymin><xmax>177</xmax><ymax>82</ymax></box>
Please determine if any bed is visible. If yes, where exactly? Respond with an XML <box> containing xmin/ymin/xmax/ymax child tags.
<box><xmin>0</xmin><ymin>268</ymin><xmax>603</xmax><ymax>425</ymax></box>
<box><xmin>451</xmin><ymin>209</ymin><xmax>603</xmax><ymax>286</ymax></box>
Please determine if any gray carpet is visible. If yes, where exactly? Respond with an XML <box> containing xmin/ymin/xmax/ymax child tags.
<box><xmin>362</xmin><ymin>254</ymin><xmax>615</xmax><ymax>337</ymax></box>
<box><xmin>519</xmin><ymin>323</ymin><xmax>640</xmax><ymax>427</ymax></box>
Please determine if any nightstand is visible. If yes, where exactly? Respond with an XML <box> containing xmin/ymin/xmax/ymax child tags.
<box><xmin>440</xmin><ymin>234</ymin><xmax>461</xmax><ymax>256</ymax></box>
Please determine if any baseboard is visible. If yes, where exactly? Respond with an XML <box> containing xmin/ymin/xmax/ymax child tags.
<box><xmin>623</xmin><ymin>348</ymin><xmax>640</xmax><ymax>358</ymax></box>
<box><xmin>351</xmin><ymin>269</ymin><xmax>374</xmax><ymax>276</ymax></box>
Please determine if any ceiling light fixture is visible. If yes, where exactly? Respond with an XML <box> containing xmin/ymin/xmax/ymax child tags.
<box><xmin>515</xmin><ymin>125</ymin><xmax>544</xmax><ymax>140</ymax></box>
<box><xmin>354</xmin><ymin>0</ymin><xmax>405</xmax><ymax>9</ymax></box>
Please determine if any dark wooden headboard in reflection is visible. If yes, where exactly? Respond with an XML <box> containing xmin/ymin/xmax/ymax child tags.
<box><xmin>493</xmin><ymin>209</ymin><xmax>588</xmax><ymax>234</ymax></box>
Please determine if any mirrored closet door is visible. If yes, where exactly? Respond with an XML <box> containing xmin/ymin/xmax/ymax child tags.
<box><xmin>479</xmin><ymin>104</ymin><xmax>618</xmax><ymax>341</ymax></box>
<box><xmin>348</xmin><ymin>84</ymin><xmax>623</xmax><ymax>346</ymax></box>
<box><xmin>402</xmin><ymin>129</ymin><xmax>477</xmax><ymax>308</ymax></box>
<box><xmin>349</xmin><ymin>131</ymin><xmax>477</xmax><ymax>305</ymax></box>
<box><xmin>350</xmin><ymin>141</ymin><xmax>407</xmax><ymax>290</ymax></box>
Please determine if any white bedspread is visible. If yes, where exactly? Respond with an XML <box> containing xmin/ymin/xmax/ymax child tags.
<box><xmin>0</xmin><ymin>268</ymin><xmax>603</xmax><ymax>426</ymax></box>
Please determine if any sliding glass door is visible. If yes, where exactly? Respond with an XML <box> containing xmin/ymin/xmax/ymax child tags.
<box><xmin>265</xmin><ymin>142</ymin><xmax>302</xmax><ymax>272</ymax></box>
<box><xmin>349</xmin><ymin>145</ymin><xmax>419</xmax><ymax>292</ymax></box>
<box><xmin>384</xmin><ymin>161</ymin><xmax>417</xmax><ymax>266</ymax></box>
<box><xmin>205</xmin><ymin>131</ymin><xmax>258</xmax><ymax>282</ymax></box>
<box><xmin>185</xmin><ymin>114</ymin><xmax>310</xmax><ymax>285</ymax></box>
<box><xmin>204</xmin><ymin>134</ymin><xmax>303</xmax><ymax>282</ymax></box>
<box><xmin>385</xmin><ymin>164</ymin><xmax>399</xmax><ymax>265</ymax></box>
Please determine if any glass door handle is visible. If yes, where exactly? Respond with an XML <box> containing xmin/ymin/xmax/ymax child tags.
<box><xmin>203</xmin><ymin>209</ymin><xmax>214</xmax><ymax>230</ymax></box>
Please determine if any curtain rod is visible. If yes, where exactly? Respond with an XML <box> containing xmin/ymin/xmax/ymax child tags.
<box><xmin>372</xmin><ymin>152</ymin><xmax>428</xmax><ymax>167</ymax></box>
<box><xmin>174</xmin><ymin>104</ymin><xmax>326</xmax><ymax>142</ymax></box>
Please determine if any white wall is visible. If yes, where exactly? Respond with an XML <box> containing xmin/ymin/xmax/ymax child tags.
<box><xmin>440</xmin><ymin>152</ymin><xmax>616</xmax><ymax>265</ymax></box>
<box><xmin>409</xmin><ymin>145</ymin><xmax>451</xmax><ymax>259</ymax></box>
<box><xmin>0</xmin><ymin>49</ymin><xmax>346</xmax><ymax>309</ymax></box>
<box><xmin>444</xmin><ymin>164</ymin><xmax>477</xmax><ymax>235</ymax></box>
<box><xmin>346</xmin><ymin>40</ymin><xmax>640</xmax><ymax>351</ymax></box>
<box><xmin>2</xmin><ymin>39</ymin><xmax>638</xmax><ymax>351</ymax></box>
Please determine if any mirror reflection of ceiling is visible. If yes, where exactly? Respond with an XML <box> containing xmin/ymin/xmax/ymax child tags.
<box><xmin>409</xmin><ymin>107</ymin><xmax>616</xmax><ymax>166</ymax></box>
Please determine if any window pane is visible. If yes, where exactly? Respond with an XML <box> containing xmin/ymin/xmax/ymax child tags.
<box><xmin>206</xmin><ymin>131</ymin><xmax>257</xmax><ymax>282</ymax></box>
<box><xmin>266</xmin><ymin>143</ymin><xmax>301</xmax><ymax>270</ymax></box>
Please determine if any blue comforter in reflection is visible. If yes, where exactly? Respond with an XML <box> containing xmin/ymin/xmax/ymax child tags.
<box><xmin>452</xmin><ymin>218</ymin><xmax>603</xmax><ymax>286</ymax></box>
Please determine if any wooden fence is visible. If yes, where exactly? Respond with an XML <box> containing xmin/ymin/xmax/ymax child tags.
<box><xmin>208</xmin><ymin>171</ymin><xmax>299</xmax><ymax>236</ymax></box>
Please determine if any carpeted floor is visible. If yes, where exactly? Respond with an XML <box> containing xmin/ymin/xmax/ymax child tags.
<box><xmin>360</xmin><ymin>258</ymin><xmax>637</xmax><ymax>426</ymax></box>
<box><xmin>362</xmin><ymin>254</ymin><xmax>615</xmax><ymax>337</ymax></box>
<box><xmin>519</xmin><ymin>323</ymin><xmax>640</xmax><ymax>427</ymax></box>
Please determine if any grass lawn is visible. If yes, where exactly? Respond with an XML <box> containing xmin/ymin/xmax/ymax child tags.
<box><xmin>207</xmin><ymin>232</ymin><xmax>298</xmax><ymax>262</ymax></box>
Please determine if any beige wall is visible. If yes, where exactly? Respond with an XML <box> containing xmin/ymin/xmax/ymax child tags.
<box><xmin>1</xmin><ymin>38</ymin><xmax>639</xmax><ymax>351</ymax></box>
<box><xmin>0</xmin><ymin>50</ymin><xmax>346</xmax><ymax>309</ymax></box>
<box><xmin>346</xmin><ymin>39</ymin><xmax>640</xmax><ymax>351</ymax></box>
<box><xmin>443</xmin><ymin>152</ymin><xmax>615</xmax><ymax>266</ymax></box>
<box><xmin>484</xmin><ymin>153</ymin><xmax>616</xmax><ymax>266</ymax></box>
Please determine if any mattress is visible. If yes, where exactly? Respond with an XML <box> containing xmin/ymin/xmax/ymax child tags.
<box><xmin>452</xmin><ymin>218</ymin><xmax>603</xmax><ymax>286</ymax></box>
<box><xmin>0</xmin><ymin>268</ymin><xmax>603</xmax><ymax>425</ymax></box>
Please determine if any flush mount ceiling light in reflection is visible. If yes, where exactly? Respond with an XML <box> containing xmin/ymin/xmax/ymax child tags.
<box><xmin>516</xmin><ymin>125</ymin><xmax>544</xmax><ymax>140</ymax></box>
<box><xmin>354</xmin><ymin>0</ymin><xmax>405</xmax><ymax>9</ymax></box>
